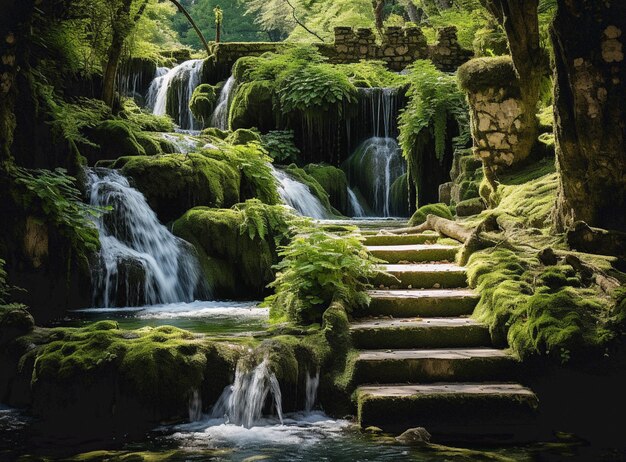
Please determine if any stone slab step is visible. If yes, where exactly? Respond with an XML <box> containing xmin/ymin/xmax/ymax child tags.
<box><xmin>357</xmin><ymin>382</ymin><xmax>539</xmax><ymax>438</ymax></box>
<box><xmin>366</xmin><ymin>289</ymin><xmax>478</xmax><ymax>317</ymax></box>
<box><xmin>350</xmin><ymin>317</ymin><xmax>491</xmax><ymax>349</ymax></box>
<box><xmin>352</xmin><ymin>348</ymin><xmax>517</xmax><ymax>385</ymax></box>
<box><xmin>374</xmin><ymin>264</ymin><xmax>468</xmax><ymax>289</ymax></box>
<box><xmin>367</xmin><ymin>244</ymin><xmax>459</xmax><ymax>264</ymax></box>
<box><xmin>363</xmin><ymin>233</ymin><xmax>438</xmax><ymax>246</ymax></box>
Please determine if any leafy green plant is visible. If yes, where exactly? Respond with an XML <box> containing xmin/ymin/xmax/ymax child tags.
<box><xmin>234</xmin><ymin>199</ymin><xmax>296</xmax><ymax>246</ymax></box>
<box><xmin>119</xmin><ymin>98</ymin><xmax>175</xmax><ymax>132</ymax></box>
<box><xmin>335</xmin><ymin>61</ymin><xmax>408</xmax><ymax>88</ymax></box>
<box><xmin>12</xmin><ymin>167</ymin><xmax>102</xmax><ymax>253</ymax></box>
<box><xmin>0</xmin><ymin>259</ymin><xmax>9</xmax><ymax>305</ymax></box>
<box><xmin>264</xmin><ymin>229</ymin><xmax>380</xmax><ymax>324</ymax></box>
<box><xmin>261</xmin><ymin>130</ymin><xmax>301</xmax><ymax>164</ymax></box>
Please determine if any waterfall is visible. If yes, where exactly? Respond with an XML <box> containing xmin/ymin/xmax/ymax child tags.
<box><xmin>343</xmin><ymin>137</ymin><xmax>406</xmax><ymax>217</ymax></box>
<box><xmin>305</xmin><ymin>369</ymin><xmax>320</xmax><ymax>412</ymax></box>
<box><xmin>347</xmin><ymin>187</ymin><xmax>366</xmax><ymax>218</ymax></box>
<box><xmin>211</xmin><ymin>356</ymin><xmax>284</xmax><ymax>428</ymax></box>
<box><xmin>149</xmin><ymin>59</ymin><xmax>204</xmax><ymax>130</ymax></box>
<box><xmin>270</xmin><ymin>166</ymin><xmax>331</xmax><ymax>219</ymax></box>
<box><xmin>146</xmin><ymin>66</ymin><xmax>170</xmax><ymax>110</ymax></box>
<box><xmin>188</xmin><ymin>389</ymin><xmax>203</xmax><ymax>422</ymax></box>
<box><xmin>210</xmin><ymin>76</ymin><xmax>236</xmax><ymax>130</ymax></box>
<box><xmin>87</xmin><ymin>168</ymin><xmax>207</xmax><ymax>308</ymax></box>
<box><xmin>357</xmin><ymin>87</ymin><xmax>399</xmax><ymax>139</ymax></box>
<box><xmin>160</xmin><ymin>132</ymin><xmax>200</xmax><ymax>154</ymax></box>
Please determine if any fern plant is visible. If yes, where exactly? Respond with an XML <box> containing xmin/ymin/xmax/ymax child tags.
<box><xmin>234</xmin><ymin>199</ymin><xmax>296</xmax><ymax>247</ymax></box>
<box><xmin>12</xmin><ymin>167</ymin><xmax>103</xmax><ymax>253</ymax></box>
<box><xmin>261</xmin><ymin>130</ymin><xmax>301</xmax><ymax>164</ymax></box>
<box><xmin>264</xmin><ymin>229</ymin><xmax>381</xmax><ymax>325</ymax></box>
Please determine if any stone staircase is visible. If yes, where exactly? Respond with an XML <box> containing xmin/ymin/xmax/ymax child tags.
<box><xmin>352</xmin><ymin>231</ymin><xmax>539</xmax><ymax>441</ymax></box>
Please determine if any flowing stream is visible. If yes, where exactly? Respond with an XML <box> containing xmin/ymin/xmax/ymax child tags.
<box><xmin>87</xmin><ymin>168</ymin><xmax>207</xmax><ymax>308</ymax></box>
<box><xmin>270</xmin><ymin>166</ymin><xmax>332</xmax><ymax>219</ymax></box>
<box><xmin>210</xmin><ymin>75</ymin><xmax>237</xmax><ymax>130</ymax></box>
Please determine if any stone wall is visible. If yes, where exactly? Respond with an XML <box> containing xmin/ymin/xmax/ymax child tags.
<box><xmin>203</xmin><ymin>26</ymin><xmax>473</xmax><ymax>83</ymax></box>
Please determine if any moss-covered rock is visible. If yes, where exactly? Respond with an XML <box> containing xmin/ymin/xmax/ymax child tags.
<box><xmin>457</xmin><ymin>56</ymin><xmax>518</xmax><ymax>94</ymax></box>
<box><xmin>283</xmin><ymin>164</ymin><xmax>339</xmax><ymax>217</ymax></box>
<box><xmin>455</xmin><ymin>197</ymin><xmax>486</xmax><ymax>217</ymax></box>
<box><xmin>111</xmin><ymin>153</ymin><xmax>240</xmax><ymax>224</ymax></box>
<box><xmin>172</xmin><ymin>202</ymin><xmax>292</xmax><ymax>299</ymax></box>
<box><xmin>225</xmin><ymin>128</ymin><xmax>262</xmax><ymax>146</ymax></box>
<box><xmin>229</xmin><ymin>80</ymin><xmax>276</xmax><ymax>132</ymax></box>
<box><xmin>303</xmin><ymin>164</ymin><xmax>349</xmax><ymax>215</ymax></box>
<box><xmin>390</xmin><ymin>173</ymin><xmax>411</xmax><ymax>217</ymax></box>
<box><xmin>189</xmin><ymin>84</ymin><xmax>218</xmax><ymax>128</ymax></box>
<box><xmin>0</xmin><ymin>304</ymin><xmax>34</xmax><ymax>347</ymax></box>
<box><xmin>408</xmin><ymin>203</ymin><xmax>453</xmax><ymax>226</ymax></box>
<box><xmin>87</xmin><ymin>120</ymin><xmax>146</xmax><ymax>162</ymax></box>
<box><xmin>135</xmin><ymin>132</ymin><xmax>163</xmax><ymax>156</ymax></box>
<box><xmin>201</xmin><ymin>127</ymin><xmax>230</xmax><ymax>140</ymax></box>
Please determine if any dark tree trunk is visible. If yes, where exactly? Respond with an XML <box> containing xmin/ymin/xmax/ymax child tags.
<box><xmin>405</xmin><ymin>1</ymin><xmax>421</xmax><ymax>23</ymax></box>
<box><xmin>480</xmin><ymin>0</ymin><xmax>543</xmax><ymax>163</ymax></box>
<box><xmin>373</xmin><ymin>0</ymin><xmax>385</xmax><ymax>34</ymax></box>
<box><xmin>551</xmin><ymin>0</ymin><xmax>626</xmax><ymax>232</ymax></box>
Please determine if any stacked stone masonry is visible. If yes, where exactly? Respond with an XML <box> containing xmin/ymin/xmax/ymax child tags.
<box><xmin>207</xmin><ymin>26</ymin><xmax>472</xmax><ymax>75</ymax></box>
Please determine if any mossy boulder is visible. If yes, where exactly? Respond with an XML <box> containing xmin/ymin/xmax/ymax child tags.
<box><xmin>303</xmin><ymin>164</ymin><xmax>349</xmax><ymax>215</ymax></box>
<box><xmin>0</xmin><ymin>305</ymin><xmax>34</xmax><ymax>347</ymax></box>
<box><xmin>86</xmin><ymin>120</ymin><xmax>145</xmax><ymax>163</ymax></box>
<box><xmin>456</xmin><ymin>197</ymin><xmax>486</xmax><ymax>217</ymax></box>
<box><xmin>29</xmin><ymin>322</ymin><xmax>239</xmax><ymax>437</ymax></box>
<box><xmin>135</xmin><ymin>132</ymin><xmax>163</xmax><ymax>156</ymax></box>
<box><xmin>202</xmin><ymin>127</ymin><xmax>230</xmax><ymax>140</ymax></box>
<box><xmin>111</xmin><ymin>153</ymin><xmax>240</xmax><ymax>224</ymax></box>
<box><xmin>283</xmin><ymin>164</ymin><xmax>339</xmax><ymax>217</ymax></box>
<box><xmin>390</xmin><ymin>173</ymin><xmax>411</xmax><ymax>217</ymax></box>
<box><xmin>457</xmin><ymin>56</ymin><xmax>519</xmax><ymax>94</ymax></box>
<box><xmin>172</xmin><ymin>206</ymin><xmax>282</xmax><ymax>299</ymax></box>
<box><xmin>225</xmin><ymin>128</ymin><xmax>262</xmax><ymax>146</ymax></box>
<box><xmin>189</xmin><ymin>84</ymin><xmax>218</xmax><ymax>128</ymax></box>
<box><xmin>229</xmin><ymin>80</ymin><xmax>276</xmax><ymax>132</ymax></box>
<box><xmin>408</xmin><ymin>203</ymin><xmax>453</xmax><ymax>226</ymax></box>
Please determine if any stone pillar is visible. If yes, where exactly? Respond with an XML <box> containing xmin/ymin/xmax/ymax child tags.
<box><xmin>430</xmin><ymin>26</ymin><xmax>473</xmax><ymax>72</ymax></box>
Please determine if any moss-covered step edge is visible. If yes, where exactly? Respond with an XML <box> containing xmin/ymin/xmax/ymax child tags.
<box><xmin>352</xmin><ymin>348</ymin><xmax>517</xmax><ymax>385</ymax></box>
<box><xmin>374</xmin><ymin>264</ymin><xmax>468</xmax><ymax>289</ymax></box>
<box><xmin>349</xmin><ymin>318</ymin><xmax>491</xmax><ymax>349</ymax></box>
<box><xmin>367</xmin><ymin>244</ymin><xmax>459</xmax><ymax>264</ymax></box>
<box><xmin>365</xmin><ymin>289</ymin><xmax>479</xmax><ymax>317</ymax></box>
<box><xmin>362</xmin><ymin>233</ymin><xmax>438</xmax><ymax>246</ymax></box>
<box><xmin>357</xmin><ymin>383</ymin><xmax>539</xmax><ymax>437</ymax></box>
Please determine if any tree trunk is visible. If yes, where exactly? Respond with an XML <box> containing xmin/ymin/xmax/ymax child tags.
<box><xmin>102</xmin><ymin>35</ymin><xmax>125</xmax><ymax>109</ymax></box>
<box><xmin>405</xmin><ymin>1</ymin><xmax>421</xmax><ymax>23</ymax></box>
<box><xmin>551</xmin><ymin>0</ymin><xmax>626</xmax><ymax>232</ymax></box>
<box><xmin>373</xmin><ymin>0</ymin><xmax>385</xmax><ymax>35</ymax></box>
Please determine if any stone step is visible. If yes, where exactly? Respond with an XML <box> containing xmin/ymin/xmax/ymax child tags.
<box><xmin>363</xmin><ymin>233</ymin><xmax>438</xmax><ymax>246</ymax></box>
<box><xmin>366</xmin><ymin>289</ymin><xmax>479</xmax><ymax>317</ymax></box>
<box><xmin>352</xmin><ymin>348</ymin><xmax>517</xmax><ymax>385</ymax></box>
<box><xmin>357</xmin><ymin>382</ymin><xmax>539</xmax><ymax>438</ymax></box>
<box><xmin>374</xmin><ymin>264</ymin><xmax>468</xmax><ymax>289</ymax></box>
<box><xmin>350</xmin><ymin>317</ymin><xmax>491</xmax><ymax>349</ymax></box>
<box><xmin>367</xmin><ymin>244</ymin><xmax>459</xmax><ymax>264</ymax></box>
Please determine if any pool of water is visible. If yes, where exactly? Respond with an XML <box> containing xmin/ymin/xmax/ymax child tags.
<box><xmin>57</xmin><ymin>300</ymin><xmax>269</xmax><ymax>336</ymax></box>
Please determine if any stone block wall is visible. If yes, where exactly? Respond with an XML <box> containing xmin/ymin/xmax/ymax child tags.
<box><xmin>429</xmin><ymin>27</ymin><xmax>474</xmax><ymax>72</ymax></box>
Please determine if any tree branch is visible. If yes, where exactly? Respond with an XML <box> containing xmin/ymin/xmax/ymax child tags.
<box><xmin>284</xmin><ymin>0</ymin><xmax>325</xmax><ymax>42</ymax></box>
<box><xmin>169</xmin><ymin>0</ymin><xmax>212</xmax><ymax>57</ymax></box>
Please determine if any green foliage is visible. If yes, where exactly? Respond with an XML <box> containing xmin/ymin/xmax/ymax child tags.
<box><xmin>234</xmin><ymin>199</ymin><xmax>296</xmax><ymax>245</ymax></box>
<box><xmin>338</xmin><ymin>61</ymin><xmax>408</xmax><ymax>88</ymax></box>
<box><xmin>408</xmin><ymin>203</ymin><xmax>453</xmax><ymax>226</ymax></box>
<box><xmin>399</xmin><ymin>60</ymin><xmax>468</xmax><ymax>164</ymax></box>
<box><xmin>11</xmin><ymin>167</ymin><xmax>101</xmax><ymax>253</ymax></box>
<box><xmin>0</xmin><ymin>259</ymin><xmax>9</xmax><ymax>305</ymax></box>
<box><xmin>265</xmin><ymin>230</ymin><xmax>380</xmax><ymax>325</ymax></box>
<box><xmin>261</xmin><ymin>131</ymin><xmax>301</xmax><ymax>163</ymax></box>
<box><xmin>119</xmin><ymin>99</ymin><xmax>175</xmax><ymax>132</ymax></box>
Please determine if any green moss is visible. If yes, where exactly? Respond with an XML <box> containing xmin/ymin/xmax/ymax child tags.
<box><xmin>390</xmin><ymin>173</ymin><xmax>411</xmax><ymax>217</ymax></box>
<box><xmin>88</xmin><ymin>120</ymin><xmax>146</xmax><ymax>159</ymax></box>
<box><xmin>172</xmin><ymin>201</ymin><xmax>293</xmax><ymax>299</ymax></box>
<box><xmin>283</xmin><ymin>164</ymin><xmax>339</xmax><ymax>217</ymax></box>
<box><xmin>408</xmin><ymin>203</ymin><xmax>453</xmax><ymax>226</ymax></box>
<box><xmin>232</xmin><ymin>56</ymin><xmax>266</xmax><ymax>83</ymax></box>
<box><xmin>201</xmin><ymin>127</ymin><xmax>230</xmax><ymax>140</ymax></box>
<box><xmin>119</xmin><ymin>99</ymin><xmax>175</xmax><ymax>132</ymax></box>
<box><xmin>457</xmin><ymin>56</ymin><xmax>519</xmax><ymax>94</ymax></box>
<box><xmin>189</xmin><ymin>84</ymin><xmax>218</xmax><ymax>127</ymax></box>
<box><xmin>225</xmin><ymin>128</ymin><xmax>262</xmax><ymax>146</ymax></box>
<box><xmin>111</xmin><ymin>153</ymin><xmax>240</xmax><ymax>223</ymax></box>
<box><xmin>303</xmin><ymin>163</ymin><xmax>349</xmax><ymax>214</ymax></box>
<box><xmin>229</xmin><ymin>80</ymin><xmax>276</xmax><ymax>131</ymax></box>
<box><xmin>134</xmin><ymin>132</ymin><xmax>163</xmax><ymax>156</ymax></box>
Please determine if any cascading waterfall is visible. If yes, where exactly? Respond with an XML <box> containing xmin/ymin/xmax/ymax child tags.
<box><xmin>347</xmin><ymin>187</ymin><xmax>366</xmax><ymax>218</ymax></box>
<box><xmin>159</xmin><ymin>132</ymin><xmax>200</xmax><ymax>154</ymax></box>
<box><xmin>343</xmin><ymin>87</ymin><xmax>406</xmax><ymax>217</ymax></box>
<box><xmin>211</xmin><ymin>356</ymin><xmax>284</xmax><ymax>428</ymax></box>
<box><xmin>305</xmin><ymin>369</ymin><xmax>320</xmax><ymax>412</ymax></box>
<box><xmin>149</xmin><ymin>59</ymin><xmax>204</xmax><ymax>130</ymax></box>
<box><xmin>87</xmin><ymin>168</ymin><xmax>207</xmax><ymax>308</ymax></box>
<box><xmin>270</xmin><ymin>166</ymin><xmax>331</xmax><ymax>219</ymax></box>
<box><xmin>146</xmin><ymin>66</ymin><xmax>170</xmax><ymax>110</ymax></box>
<box><xmin>210</xmin><ymin>75</ymin><xmax>236</xmax><ymax>130</ymax></box>
<box><xmin>188</xmin><ymin>389</ymin><xmax>203</xmax><ymax>422</ymax></box>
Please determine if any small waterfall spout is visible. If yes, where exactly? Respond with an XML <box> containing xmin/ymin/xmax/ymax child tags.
<box><xmin>305</xmin><ymin>369</ymin><xmax>320</xmax><ymax>412</ymax></box>
<box><xmin>211</xmin><ymin>356</ymin><xmax>284</xmax><ymax>428</ymax></box>
<box><xmin>210</xmin><ymin>76</ymin><xmax>236</xmax><ymax>130</ymax></box>
<box><xmin>347</xmin><ymin>187</ymin><xmax>366</xmax><ymax>218</ymax></box>
<box><xmin>188</xmin><ymin>389</ymin><xmax>203</xmax><ymax>422</ymax></box>
<box><xmin>270</xmin><ymin>166</ymin><xmax>331</xmax><ymax>219</ymax></box>
<box><xmin>149</xmin><ymin>59</ymin><xmax>204</xmax><ymax>130</ymax></box>
<box><xmin>146</xmin><ymin>66</ymin><xmax>170</xmax><ymax>110</ymax></box>
<box><xmin>343</xmin><ymin>137</ymin><xmax>406</xmax><ymax>217</ymax></box>
<box><xmin>87</xmin><ymin>168</ymin><xmax>207</xmax><ymax>308</ymax></box>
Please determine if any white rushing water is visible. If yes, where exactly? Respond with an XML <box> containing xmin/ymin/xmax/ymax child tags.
<box><xmin>210</xmin><ymin>75</ymin><xmax>237</xmax><ymax>130</ymax></box>
<box><xmin>159</xmin><ymin>132</ymin><xmax>201</xmax><ymax>154</ymax></box>
<box><xmin>146</xmin><ymin>66</ymin><xmax>170</xmax><ymax>109</ymax></box>
<box><xmin>87</xmin><ymin>168</ymin><xmax>207</xmax><ymax>308</ymax></box>
<box><xmin>358</xmin><ymin>87</ymin><xmax>399</xmax><ymax>138</ymax></box>
<box><xmin>305</xmin><ymin>369</ymin><xmax>320</xmax><ymax>413</ymax></box>
<box><xmin>270</xmin><ymin>166</ymin><xmax>331</xmax><ymax>219</ymax></box>
<box><xmin>149</xmin><ymin>59</ymin><xmax>204</xmax><ymax>130</ymax></box>
<box><xmin>211</xmin><ymin>356</ymin><xmax>284</xmax><ymax>429</ymax></box>
<box><xmin>347</xmin><ymin>187</ymin><xmax>366</xmax><ymax>218</ymax></box>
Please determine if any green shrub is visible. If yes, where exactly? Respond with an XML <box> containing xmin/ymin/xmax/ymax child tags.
<box><xmin>408</xmin><ymin>203</ymin><xmax>453</xmax><ymax>226</ymax></box>
<box><xmin>265</xmin><ymin>230</ymin><xmax>380</xmax><ymax>325</ymax></box>
<box><xmin>261</xmin><ymin>131</ymin><xmax>300</xmax><ymax>164</ymax></box>
<box><xmin>189</xmin><ymin>84</ymin><xmax>218</xmax><ymax>127</ymax></box>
